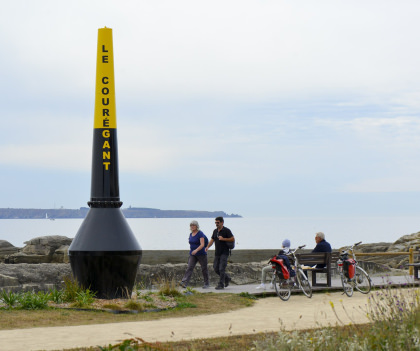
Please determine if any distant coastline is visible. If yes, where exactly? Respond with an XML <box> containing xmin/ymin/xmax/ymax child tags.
<box><xmin>0</xmin><ymin>207</ymin><xmax>242</xmax><ymax>219</ymax></box>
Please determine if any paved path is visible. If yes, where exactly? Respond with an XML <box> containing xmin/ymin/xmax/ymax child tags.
<box><xmin>0</xmin><ymin>291</ymin><xmax>372</xmax><ymax>351</ymax></box>
<box><xmin>0</xmin><ymin>274</ymin><xmax>416</xmax><ymax>351</ymax></box>
<box><xmin>193</xmin><ymin>273</ymin><xmax>416</xmax><ymax>296</ymax></box>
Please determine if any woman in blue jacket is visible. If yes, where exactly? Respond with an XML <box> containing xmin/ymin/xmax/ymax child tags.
<box><xmin>180</xmin><ymin>220</ymin><xmax>210</xmax><ymax>289</ymax></box>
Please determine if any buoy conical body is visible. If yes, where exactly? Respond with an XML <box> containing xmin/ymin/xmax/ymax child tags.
<box><xmin>69</xmin><ymin>28</ymin><xmax>142</xmax><ymax>299</ymax></box>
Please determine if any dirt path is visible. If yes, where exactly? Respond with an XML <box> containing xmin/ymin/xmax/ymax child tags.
<box><xmin>0</xmin><ymin>291</ymin><xmax>372</xmax><ymax>351</ymax></box>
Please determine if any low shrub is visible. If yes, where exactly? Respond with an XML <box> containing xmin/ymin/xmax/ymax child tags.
<box><xmin>70</xmin><ymin>289</ymin><xmax>96</xmax><ymax>308</ymax></box>
<box><xmin>124</xmin><ymin>300</ymin><xmax>144</xmax><ymax>312</ymax></box>
<box><xmin>0</xmin><ymin>290</ymin><xmax>20</xmax><ymax>308</ymax></box>
<box><xmin>61</xmin><ymin>275</ymin><xmax>84</xmax><ymax>302</ymax></box>
<box><xmin>17</xmin><ymin>291</ymin><xmax>50</xmax><ymax>310</ymax></box>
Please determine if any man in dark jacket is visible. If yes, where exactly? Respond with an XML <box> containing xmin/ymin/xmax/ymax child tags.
<box><xmin>205</xmin><ymin>216</ymin><xmax>235</xmax><ymax>290</ymax></box>
<box><xmin>312</xmin><ymin>232</ymin><xmax>332</xmax><ymax>268</ymax></box>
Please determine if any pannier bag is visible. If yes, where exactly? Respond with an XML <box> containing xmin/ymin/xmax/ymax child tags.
<box><xmin>270</xmin><ymin>257</ymin><xmax>290</xmax><ymax>280</ymax></box>
<box><xmin>343</xmin><ymin>258</ymin><xmax>356</xmax><ymax>279</ymax></box>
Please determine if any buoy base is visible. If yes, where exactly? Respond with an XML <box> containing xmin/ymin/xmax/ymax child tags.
<box><xmin>69</xmin><ymin>251</ymin><xmax>141</xmax><ymax>299</ymax></box>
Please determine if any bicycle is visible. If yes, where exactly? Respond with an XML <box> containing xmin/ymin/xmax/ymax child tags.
<box><xmin>337</xmin><ymin>241</ymin><xmax>372</xmax><ymax>297</ymax></box>
<box><xmin>270</xmin><ymin>245</ymin><xmax>312</xmax><ymax>301</ymax></box>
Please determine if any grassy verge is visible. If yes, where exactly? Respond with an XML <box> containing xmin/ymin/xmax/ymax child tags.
<box><xmin>59</xmin><ymin>287</ymin><xmax>419</xmax><ymax>351</ymax></box>
<box><xmin>0</xmin><ymin>292</ymin><xmax>254</xmax><ymax>330</ymax></box>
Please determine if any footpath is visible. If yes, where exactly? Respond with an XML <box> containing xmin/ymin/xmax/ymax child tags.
<box><xmin>0</xmin><ymin>274</ymin><xmax>417</xmax><ymax>351</ymax></box>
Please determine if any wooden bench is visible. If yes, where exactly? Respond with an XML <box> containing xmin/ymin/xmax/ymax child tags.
<box><xmin>407</xmin><ymin>263</ymin><xmax>420</xmax><ymax>280</ymax></box>
<box><xmin>295</xmin><ymin>251</ymin><xmax>341</xmax><ymax>287</ymax></box>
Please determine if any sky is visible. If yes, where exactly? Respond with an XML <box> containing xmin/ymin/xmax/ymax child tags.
<box><xmin>1</xmin><ymin>0</ymin><xmax>420</xmax><ymax>218</ymax></box>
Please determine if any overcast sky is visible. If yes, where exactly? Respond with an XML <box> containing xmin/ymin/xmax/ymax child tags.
<box><xmin>1</xmin><ymin>0</ymin><xmax>420</xmax><ymax>217</ymax></box>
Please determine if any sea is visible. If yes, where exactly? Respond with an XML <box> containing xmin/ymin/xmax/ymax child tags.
<box><xmin>0</xmin><ymin>216</ymin><xmax>419</xmax><ymax>250</ymax></box>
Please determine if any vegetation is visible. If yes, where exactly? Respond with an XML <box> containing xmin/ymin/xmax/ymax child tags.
<box><xmin>64</xmin><ymin>287</ymin><xmax>419</xmax><ymax>351</ymax></box>
<box><xmin>3</xmin><ymin>277</ymin><xmax>418</xmax><ymax>351</ymax></box>
<box><xmin>0</xmin><ymin>280</ymin><xmax>255</xmax><ymax>330</ymax></box>
<box><xmin>251</xmin><ymin>287</ymin><xmax>420</xmax><ymax>351</ymax></box>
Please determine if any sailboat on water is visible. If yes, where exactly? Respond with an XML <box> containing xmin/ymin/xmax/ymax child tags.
<box><xmin>45</xmin><ymin>213</ymin><xmax>55</xmax><ymax>221</ymax></box>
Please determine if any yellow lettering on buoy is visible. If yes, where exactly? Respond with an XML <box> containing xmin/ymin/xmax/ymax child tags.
<box><xmin>94</xmin><ymin>28</ymin><xmax>117</xmax><ymax>172</ymax></box>
<box><xmin>94</xmin><ymin>28</ymin><xmax>116</xmax><ymax>130</ymax></box>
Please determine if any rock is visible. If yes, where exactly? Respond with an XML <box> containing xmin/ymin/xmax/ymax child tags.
<box><xmin>0</xmin><ymin>263</ymin><xmax>72</xmax><ymax>289</ymax></box>
<box><xmin>6</xmin><ymin>236</ymin><xmax>72</xmax><ymax>264</ymax></box>
<box><xmin>0</xmin><ymin>273</ymin><xmax>19</xmax><ymax>287</ymax></box>
<box><xmin>353</xmin><ymin>242</ymin><xmax>393</xmax><ymax>253</ymax></box>
<box><xmin>388</xmin><ymin>232</ymin><xmax>420</xmax><ymax>252</ymax></box>
<box><xmin>22</xmin><ymin>235</ymin><xmax>72</xmax><ymax>256</ymax></box>
<box><xmin>136</xmin><ymin>262</ymin><xmax>265</xmax><ymax>288</ymax></box>
<box><xmin>52</xmin><ymin>245</ymin><xmax>70</xmax><ymax>263</ymax></box>
<box><xmin>0</xmin><ymin>240</ymin><xmax>20</xmax><ymax>260</ymax></box>
<box><xmin>352</xmin><ymin>232</ymin><xmax>420</xmax><ymax>269</ymax></box>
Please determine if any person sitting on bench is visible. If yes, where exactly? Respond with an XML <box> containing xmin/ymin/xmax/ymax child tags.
<box><xmin>312</xmin><ymin>232</ymin><xmax>332</xmax><ymax>268</ymax></box>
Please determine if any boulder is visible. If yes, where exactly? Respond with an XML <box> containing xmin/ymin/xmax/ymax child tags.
<box><xmin>353</xmin><ymin>242</ymin><xmax>392</xmax><ymax>253</ymax></box>
<box><xmin>22</xmin><ymin>235</ymin><xmax>72</xmax><ymax>255</ymax></box>
<box><xmin>388</xmin><ymin>231</ymin><xmax>420</xmax><ymax>252</ymax></box>
<box><xmin>6</xmin><ymin>236</ymin><xmax>72</xmax><ymax>264</ymax></box>
<box><xmin>0</xmin><ymin>263</ymin><xmax>72</xmax><ymax>290</ymax></box>
<box><xmin>0</xmin><ymin>240</ymin><xmax>20</xmax><ymax>260</ymax></box>
<box><xmin>351</xmin><ymin>232</ymin><xmax>420</xmax><ymax>269</ymax></box>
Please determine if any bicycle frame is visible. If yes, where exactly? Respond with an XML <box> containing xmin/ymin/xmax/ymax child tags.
<box><xmin>338</xmin><ymin>241</ymin><xmax>372</xmax><ymax>296</ymax></box>
<box><xmin>270</xmin><ymin>245</ymin><xmax>313</xmax><ymax>300</ymax></box>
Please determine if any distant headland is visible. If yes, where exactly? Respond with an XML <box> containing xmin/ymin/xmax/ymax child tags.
<box><xmin>0</xmin><ymin>207</ymin><xmax>242</xmax><ymax>219</ymax></box>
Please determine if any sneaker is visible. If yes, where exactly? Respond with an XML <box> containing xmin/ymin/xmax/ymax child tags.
<box><xmin>255</xmin><ymin>283</ymin><xmax>266</xmax><ymax>290</ymax></box>
<box><xmin>269</xmin><ymin>283</ymin><xmax>274</xmax><ymax>289</ymax></box>
<box><xmin>202</xmin><ymin>284</ymin><xmax>210</xmax><ymax>289</ymax></box>
<box><xmin>215</xmin><ymin>284</ymin><xmax>224</xmax><ymax>290</ymax></box>
<box><xmin>225</xmin><ymin>277</ymin><xmax>231</xmax><ymax>287</ymax></box>
<box><xmin>179</xmin><ymin>281</ymin><xmax>187</xmax><ymax>288</ymax></box>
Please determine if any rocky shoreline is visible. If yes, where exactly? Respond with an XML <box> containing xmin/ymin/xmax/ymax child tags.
<box><xmin>0</xmin><ymin>232</ymin><xmax>418</xmax><ymax>292</ymax></box>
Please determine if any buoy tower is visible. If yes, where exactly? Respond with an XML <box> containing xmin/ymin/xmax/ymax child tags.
<box><xmin>68</xmin><ymin>27</ymin><xmax>142</xmax><ymax>299</ymax></box>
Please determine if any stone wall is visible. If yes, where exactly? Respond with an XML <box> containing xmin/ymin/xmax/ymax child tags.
<box><xmin>0</xmin><ymin>231</ymin><xmax>419</xmax><ymax>292</ymax></box>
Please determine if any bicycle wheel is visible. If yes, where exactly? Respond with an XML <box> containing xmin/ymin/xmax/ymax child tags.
<box><xmin>296</xmin><ymin>269</ymin><xmax>312</xmax><ymax>298</ymax></box>
<box><xmin>354</xmin><ymin>266</ymin><xmax>371</xmax><ymax>294</ymax></box>
<box><xmin>341</xmin><ymin>273</ymin><xmax>353</xmax><ymax>297</ymax></box>
<box><xmin>274</xmin><ymin>273</ymin><xmax>291</xmax><ymax>301</ymax></box>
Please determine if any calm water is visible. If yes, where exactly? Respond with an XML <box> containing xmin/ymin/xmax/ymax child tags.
<box><xmin>0</xmin><ymin>216</ymin><xmax>419</xmax><ymax>250</ymax></box>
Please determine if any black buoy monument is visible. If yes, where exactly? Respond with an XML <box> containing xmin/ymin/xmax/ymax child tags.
<box><xmin>69</xmin><ymin>27</ymin><xmax>142</xmax><ymax>299</ymax></box>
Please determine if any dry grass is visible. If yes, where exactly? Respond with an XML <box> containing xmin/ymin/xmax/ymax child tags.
<box><xmin>0</xmin><ymin>293</ymin><xmax>254</xmax><ymax>330</ymax></box>
<box><xmin>62</xmin><ymin>332</ymin><xmax>282</xmax><ymax>351</ymax></box>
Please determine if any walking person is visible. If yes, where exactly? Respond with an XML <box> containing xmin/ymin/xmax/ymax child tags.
<box><xmin>180</xmin><ymin>220</ymin><xmax>210</xmax><ymax>289</ymax></box>
<box><xmin>205</xmin><ymin>216</ymin><xmax>235</xmax><ymax>289</ymax></box>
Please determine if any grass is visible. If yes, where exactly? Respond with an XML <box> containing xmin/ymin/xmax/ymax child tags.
<box><xmin>0</xmin><ymin>292</ymin><xmax>255</xmax><ymax>330</ymax></box>
<box><xmin>2</xmin><ymin>277</ymin><xmax>418</xmax><ymax>350</ymax></box>
<box><xmin>61</xmin><ymin>286</ymin><xmax>420</xmax><ymax>351</ymax></box>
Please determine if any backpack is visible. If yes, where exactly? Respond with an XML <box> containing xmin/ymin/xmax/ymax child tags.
<box><xmin>203</xmin><ymin>233</ymin><xmax>209</xmax><ymax>247</ymax></box>
<box><xmin>226</xmin><ymin>236</ymin><xmax>235</xmax><ymax>250</ymax></box>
